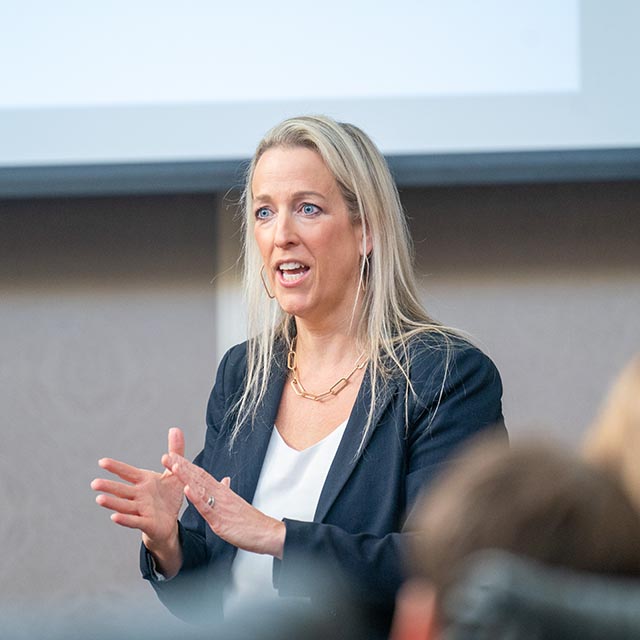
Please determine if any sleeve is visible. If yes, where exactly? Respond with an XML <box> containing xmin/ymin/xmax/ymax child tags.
<box><xmin>273</xmin><ymin>341</ymin><xmax>506</xmax><ymax>611</ymax></box>
<box><xmin>139</xmin><ymin>345</ymin><xmax>241</xmax><ymax>622</ymax></box>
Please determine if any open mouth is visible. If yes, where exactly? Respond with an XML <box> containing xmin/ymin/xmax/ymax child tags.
<box><xmin>278</xmin><ymin>261</ymin><xmax>310</xmax><ymax>283</ymax></box>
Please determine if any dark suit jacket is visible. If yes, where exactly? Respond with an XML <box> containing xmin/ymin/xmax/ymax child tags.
<box><xmin>141</xmin><ymin>334</ymin><xmax>506</xmax><ymax>633</ymax></box>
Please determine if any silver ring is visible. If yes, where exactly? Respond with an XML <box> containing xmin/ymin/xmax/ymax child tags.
<box><xmin>207</xmin><ymin>495</ymin><xmax>215</xmax><ymax>508</ymax></box>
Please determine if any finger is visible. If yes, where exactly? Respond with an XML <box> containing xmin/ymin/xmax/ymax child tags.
<box><xmin>171</xmin><ymin>461</ymin><xmax>198</xmax><ymax>489</ymax></box>
<box><xmin>163</xmin><ymin>452</ymin><xmax>183</xmax><ymax>470</ymax></box>
<box><xmin>110</xmin><ymin>512</ymin><xmax>148</xmax><ymax>530</ymax></box>
<box><xmin>90</xmin><ymin>478</ymin><xmax>136</xmax><ymax>499</ymax></box>
<box><xmin>161</xmin><ymin>453</ymin><xmax>173</xmax><ymax>472</ymax></box>
<box><xmin>221</xmin><ymin>477</ymin><xmax>231</xmax><ymax>488</ymax></box>
<box><xmin>95</xmin><ymin>493</ymin><xmax>140</xmax><ymax>515</ymax></box>
<box><xmin>184</xmin><ymin>484</ymin><xmax>214</xmax><ymax>515</ymax></box>
<box><xmin>168</xmin><ymin>427</ymin><xmax>185</xmax><ymax>457</ymax></box>
<box><xmin>98</xmin><ymin>458</ymin><xmax>144</xmax><ymax>484</ymax></box>
<box><xmin>171</xmin><ymin>458</ymin><xmax>218</xmax><ymax>493</ymax></box>
<box><xmin>161</xmin><ymin>452</ymin><xmax>188</xmax><ymax>475</ymax></box>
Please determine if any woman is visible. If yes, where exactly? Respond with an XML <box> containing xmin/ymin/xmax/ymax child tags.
<box><xmin>92</xmin><ymin>115</ymin><xmax>506</xmax><ymax>635</ymax></box>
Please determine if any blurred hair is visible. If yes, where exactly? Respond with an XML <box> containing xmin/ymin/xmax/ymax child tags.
<box><xmin>408</xmin><ymin>437</ymin><xmax>640</xmax><ymax>618</ymax></box>
<box><xmin>583</xmin><ymin>354</ymin><xmax>640</xmax><ymax>512</ymax></box>
<box><xmin>232</xmin><ymin>115</ymin><xmax>456</xmax><ymax>448</ymax></box>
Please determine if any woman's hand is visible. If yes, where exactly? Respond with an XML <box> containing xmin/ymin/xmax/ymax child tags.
<box><xmin>91</xmin><ymin>428</ymin><xmax>187</xmax><ymax>576</ymax></box>
<box><xmin>163</xmin><ymin>452</ymin><xmax>286</xmax><ymax>560</ymax></box>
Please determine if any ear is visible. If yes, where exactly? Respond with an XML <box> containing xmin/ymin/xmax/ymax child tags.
<box><xmin>356</xmin><ymin>218</ymin><xmax>373</xmax><ymax>257</ymax></box>
<box><xmin>390</xmin><ymin>579</ymin><xmax>440</xmax><ymax>640</ymax></box>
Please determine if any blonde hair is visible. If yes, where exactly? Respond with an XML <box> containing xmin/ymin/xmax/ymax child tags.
<box><xmin>231</xmin><ymin>115</ymin><xmax>453</xmax><ymax>447</ymax></box>
<box><xmin>583</xmin><ymin>355</ymin><xmax>640</xmax><ymax>512</ymax></box>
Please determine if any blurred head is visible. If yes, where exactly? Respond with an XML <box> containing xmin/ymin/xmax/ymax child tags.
<box><xmin>392</xmin><ymin>438</ymin><xmax>640</xmax><ymax>639</ymax></box>
<box><xmin>583</xmin><ymin>354</ymin><xmax>640</xmax><ymax>512</ymax></box>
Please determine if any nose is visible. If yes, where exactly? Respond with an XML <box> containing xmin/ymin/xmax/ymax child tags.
<box><xmin>274</xmin><ymin>212</ymin><xmax>298</xmax><ymax>248</ymax></box>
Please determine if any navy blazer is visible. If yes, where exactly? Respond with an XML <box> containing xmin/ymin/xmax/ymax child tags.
<box><xmin>141</xmin><ymin>334</ymin><xmax>506</xmax><ymax>631</ymax></box>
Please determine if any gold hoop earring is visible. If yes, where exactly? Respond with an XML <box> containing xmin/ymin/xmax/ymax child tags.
<box><xmin>360</xmin><ymin>254</ymin><xmax>371</xmax><ymax>292</ymax></box>
<box><xmin>260</xmin><ymin>265</ymin><xmax>275</xmax><ymax>299</ymax></box>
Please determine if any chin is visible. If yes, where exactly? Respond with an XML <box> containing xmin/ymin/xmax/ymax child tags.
<box><xmin>274</xmin><ymin>295</ymin><xmax>309</xmax><ymax>318</ymax></box>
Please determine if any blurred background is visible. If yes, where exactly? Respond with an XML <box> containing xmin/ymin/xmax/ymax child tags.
<box><xmin>1</xmin><ymin>0</ymin><xmax>639</xmax><ymax>633</ymax></box>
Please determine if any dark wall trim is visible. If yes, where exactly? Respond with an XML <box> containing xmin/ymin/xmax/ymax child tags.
<box><xmin>1</xmin><ymin>148</ymin><xmax>640</xmax><ymax>199</ymax></box>
<box><xmin>0</xmin><ymin>160</ymin><xmax>248</xmax><ymax>199</ymax></box>
<box><xmin>390</xmin><ymin>148</ymin><xmax>640</xmax><ymax>188</ymax></box>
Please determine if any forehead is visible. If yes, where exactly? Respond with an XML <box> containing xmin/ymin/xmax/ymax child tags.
<box><xmin>251</xmin><ymin>146</ymin><xmax>338</xmax><ymax>198</ymax></box>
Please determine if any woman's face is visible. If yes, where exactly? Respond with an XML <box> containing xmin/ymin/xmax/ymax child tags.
<box><xmin>252</xmin><ymin>146</ymin><xmax>366</xmax><ymax>328</ymax></box>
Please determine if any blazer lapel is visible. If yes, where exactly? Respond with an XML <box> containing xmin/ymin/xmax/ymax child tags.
<box><xmin>231</xmin><ymin>356</ymin><xmax>287</xmax><ymax>505</ymax></box>
<box><xmin>314</xmin><ymin>369</ymin><xmax>400</xmax><ymax>522</ymax></box>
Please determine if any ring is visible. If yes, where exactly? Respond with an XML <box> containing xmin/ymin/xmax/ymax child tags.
<box><xmin>207</xmin><ymin>495</ymin><xmax>215</xmax><ymax>508</ymax></box>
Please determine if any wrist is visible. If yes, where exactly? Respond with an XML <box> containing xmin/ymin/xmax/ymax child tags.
<box><xmin>267</xmin><ymin>519</ymin><xmax>286</xmax><ymax>560</ymax></box>
<box><xmin>142</xmin><ymin>524</ymin><xmax>181</xmax><ymax>578</ymax></box>
<box><xmin>142</xmin><ymin>522</ymin><xmax>179</xmax><ymax>554</ymax></box>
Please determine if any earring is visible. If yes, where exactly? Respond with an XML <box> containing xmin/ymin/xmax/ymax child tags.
<box><xmin>260</xmin><ymin>265</ymin><xmax>275</xmax><ymax>299</ymax></box>
<box><xmin>361</xmin><ymin>254</ymin><xmax>371</xmax><ymax>291</ymax></box>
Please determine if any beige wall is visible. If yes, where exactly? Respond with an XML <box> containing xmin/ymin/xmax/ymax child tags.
<box><xmin>1</xmin><ymin>180</ymin><xmax>639</xmax><ymax>627</ymax></box>
<box><xmin>404</xmin><ymin>182</ymin><xmax>640</xmax><ymax>444</ymax></box>
<box><xmin>1</xmin><ymin>194</ymin><xmax>219</xmax><ymax>628</ymax></box>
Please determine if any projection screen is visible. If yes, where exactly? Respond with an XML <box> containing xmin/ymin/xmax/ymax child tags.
<box><xmin>1</xmin><ymin>0</ymin><xmax>639</xmax><ymax>196</ymax></box>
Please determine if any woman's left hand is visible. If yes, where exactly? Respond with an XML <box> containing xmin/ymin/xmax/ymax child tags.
<box><xmin>163</xmin><ymin>452</ymin><xmax>286</xmax><ymax>559</ymax></box>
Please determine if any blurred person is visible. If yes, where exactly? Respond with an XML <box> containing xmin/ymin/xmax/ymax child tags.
<box><xmin>391</xmin><ymin>438</ymin><xmax>640</xmax><ymax>639</ymax></box>
<box><xmin>583</xmin><ymin>354</ymin><xmax>640</xmax><ymax>512</ymax></box>
<box><xmin>91</xmin><ymin>115</ymin><xmax>505</xmax><ymax>636</ymax></box>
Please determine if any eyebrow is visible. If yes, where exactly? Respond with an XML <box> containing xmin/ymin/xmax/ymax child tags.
<box><xmin>252</xmin><ymin>190</ymin><xmax>327</xmax><ymax>203</ymax></box>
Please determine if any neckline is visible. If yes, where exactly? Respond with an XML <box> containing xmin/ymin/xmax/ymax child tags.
<box><xmin>274</xmin><ymin>419</ymin><xmax>348</xmax><ymax>453</ymax></box>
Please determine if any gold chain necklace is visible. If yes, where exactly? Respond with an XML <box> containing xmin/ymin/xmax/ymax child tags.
<box><xmin>287</xmin><ymin>339</ymin><xmax>367</xmax><ymax>401</ymax></box>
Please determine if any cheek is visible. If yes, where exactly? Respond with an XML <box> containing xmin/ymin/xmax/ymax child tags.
<box><xmin>253</xmin><ymin>226</ymin><xmax>271</xmax><ymax>257</ymax></box>
<box><xmin>341</xmin><ymin>227</ymin><xmax>366</xmax><ymax>263</ymax></box>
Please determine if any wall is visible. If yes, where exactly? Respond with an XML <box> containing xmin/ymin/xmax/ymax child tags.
<box><xmin>0</xmin><ymin>194</ymin><xmax>219</xmax><ymax>629</ymax></box>
<box><xmin>404</xmin><ymin>181</ymin><xmax>640</xmax><ymax>443</ymax></box>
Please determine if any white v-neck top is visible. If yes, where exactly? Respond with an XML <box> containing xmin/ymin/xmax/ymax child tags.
<box><xmin>224</xmin><ymin>419</ymin><xmax>348</xmax><ymax>614</ymax></box>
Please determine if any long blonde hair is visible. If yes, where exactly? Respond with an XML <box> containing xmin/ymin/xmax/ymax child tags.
<box><xmin>231</xmin><ymin>115</ymin><xmax>453</xmax><ymax>448</ymax></box>
<box><xmin>583</xmin><ymin>355</ymin><xmax>640</xmax><ymax>512</ymax></box>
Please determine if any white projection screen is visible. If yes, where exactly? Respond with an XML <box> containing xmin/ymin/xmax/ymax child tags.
<box><xmin>1</xmin><ymin>0</ymin><xmax>639</xmax><ymax>196</ymax></box>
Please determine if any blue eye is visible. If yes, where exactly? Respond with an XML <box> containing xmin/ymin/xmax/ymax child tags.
<box><xmin>255</xmin><ymin>207</ymin><xmax>272</xmax><ymax>220</ymax></box>
<box><xmin>301</xmin><ymin>203</ymin><xmax>320</xmax><ymax>215</ymax></box>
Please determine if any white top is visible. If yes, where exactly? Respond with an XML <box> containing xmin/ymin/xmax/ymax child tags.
<box><xmin>224</xmin><ymin>419</ymin><xmax>348</xmax><ymax>614</ymax></box>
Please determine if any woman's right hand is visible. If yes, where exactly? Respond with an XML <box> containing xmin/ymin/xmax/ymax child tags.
<box><xmin>91</xmin><ymin>427</ymin><xmax>186</xmax><ymax>576</ymax></box>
